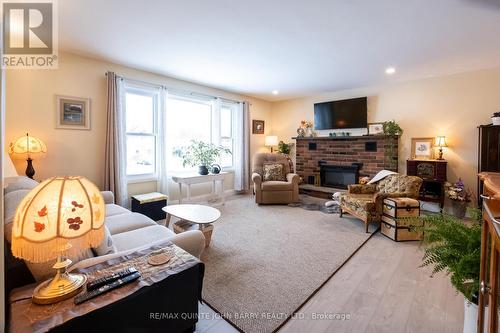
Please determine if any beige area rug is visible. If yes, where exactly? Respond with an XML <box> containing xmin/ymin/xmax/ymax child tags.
<box><xmin>200</xmin><ymin>194</ymin><xmax>377</xmax><ymax>333</ymax></box>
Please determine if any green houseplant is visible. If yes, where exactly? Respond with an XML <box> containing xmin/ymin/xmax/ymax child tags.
<box><xmin>173</xmin><ymin>140</ymin><xmax>231</xmax><ymax>175</ymax></box>
<box><xmin>278</xmin><ymin>141</ymin><xmax>294</xmax><ymax>155</ymax></box>
<box><xmin>419</xmin><ymin>209</ymin><xmax>482</xmax><ymax>333</ymax></box>
<box><xmin>382</xmin><ymin>120</ymin><xmax>403</xmax><ymax>171</ymax></box>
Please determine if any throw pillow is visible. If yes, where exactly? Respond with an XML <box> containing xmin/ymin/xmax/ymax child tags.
<box><xmin>263</xmin><ymin>163</ymin><xmax>285</xmax><ymax>181</ymax></box>
<box><xmin>92</xmin><ymin>225</ymin><xmax>117</xmax><ymax>256</ymax></box>
<box><xmin>4</xmin><ymin>189</ymin><xmax>31</xmax><ymax>242</ymax></box>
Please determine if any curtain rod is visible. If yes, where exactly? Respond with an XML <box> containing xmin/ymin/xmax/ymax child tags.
<box><xmin>105</xmin><ymin>72</ymin><xmax>243</xmax><ymax>104</ymax></box>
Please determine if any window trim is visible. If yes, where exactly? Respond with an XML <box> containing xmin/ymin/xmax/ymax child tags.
<box><xmin>124</xmin><ymin>84</ymin><xmax>160</xmax><ymax>182</ymax></box>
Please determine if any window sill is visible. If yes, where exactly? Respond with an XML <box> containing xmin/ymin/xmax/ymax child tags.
<box><xmin>127</xmin><ymin>176</ymin><xmax>157</xmax><ymax>184</ymax></box>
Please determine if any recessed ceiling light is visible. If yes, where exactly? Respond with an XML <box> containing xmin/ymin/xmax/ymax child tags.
<box><xmin>272</xmin><ymin>90</ymin><xmax>279</xmax><ymax>95</ymax></box>
<box><xmin>385</xmin><ymin>67</ymin><xmax>396</xmax><ymax>75</ymax></box>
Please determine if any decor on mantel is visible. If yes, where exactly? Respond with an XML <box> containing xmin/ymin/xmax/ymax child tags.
<box><xmin>9</xmin><ymin>133</ymin><xmax>47</xmax><ymax>179</ymax></box>
<box><xmin>435</xmin><ymin>136</ymin><xmax>447</xmax><ymax>160</ymax></box>
<box><xmin>383</xmin><ymin>120</ymin><xmax>403</xmax><ymax>170</ymax></box>
<box><xmin>491</xmin><ymin>112</ymin><xmax>500</xmax><ymax>125</ymax></box>
<box><xmin>252</xmin><ymin>119</ymin><xmax>264</xmax><ymax>134</ymax></box>
<box><xmin>173</xmin><ymin>140</ymin><xmax>232</xmax><ymax>175</ymax></box>
<box><xmin>297</xmin><ymin>120</ymin><xmax>315</xmax><ymax>137</ymax></box>
<box><xmin>368</xmin><ymin>122</ymin><xmax>384</xmax><ymax>135</ymax></box>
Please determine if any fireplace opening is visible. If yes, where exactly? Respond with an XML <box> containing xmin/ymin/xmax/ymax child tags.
<box><xmin>320</xmin><ymin>164</ymin><xmax>360</xmax><ymax>189</ymax></box>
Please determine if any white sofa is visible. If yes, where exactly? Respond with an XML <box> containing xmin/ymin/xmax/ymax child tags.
<box><xmin>4</xmin><ymin>176</ymin><xmax>206</xmax><ymax>285</ymax></box>
<box><xmin>100</xmin><ymin>190</ymin><xmax>205</xmax><ymax>258</ymax></box>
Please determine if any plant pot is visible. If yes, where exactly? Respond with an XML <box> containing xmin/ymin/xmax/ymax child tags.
<box><xmin>449</xmin><ymin>200</ymin><xmax>467</xmax><ymax>219</ymax></box>
<box><xmin>464</xmin><ymin>299</ymin><xmax>487</xmax><ymax>333</ymax></box>
<box><xmin>492</xmin><ymin>117</ymin><xmax>500</xmax><ymax>126</ymax></box>
<box><xmin>198</xmin><ymin>165</ymin><xmax>209</xmax><ymax>175</ymax></box>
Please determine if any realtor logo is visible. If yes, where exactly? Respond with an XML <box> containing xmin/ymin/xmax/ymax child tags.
<box><xmin>2</xmin><ymin>0</ymin><xmax>58</xmax><ymax>69</ymax></box>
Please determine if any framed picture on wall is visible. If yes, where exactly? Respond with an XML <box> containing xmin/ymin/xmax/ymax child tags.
<box><xmin>411</xmin><ymin>137</ymin><xmax>434</xmax><ymax>159</ymax></box>
<box><xmin>252</xmin><ymin>119</ymin><xmax>265</xmax><ymax>134</ymax></box>
<box><xmin>56</xmin><ymin>96</ymin><xmax>91</xmax><ymax>130</ymax></box>
<box><xmin>367</xmin><ymin>122</ymin><xmax>384</xmax><ymax>135</ymax></box>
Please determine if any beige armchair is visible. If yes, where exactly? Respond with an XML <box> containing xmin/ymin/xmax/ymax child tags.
<box><xmin>252</xmin><ymin>153</ymin><xmax>300</xmax><ymax>204</ymax></box>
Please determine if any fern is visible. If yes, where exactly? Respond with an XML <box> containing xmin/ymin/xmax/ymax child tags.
<box><xmin>417</xmin><ymin>208</ymin><xmax>482</xmax><ymax>303</ymax></box>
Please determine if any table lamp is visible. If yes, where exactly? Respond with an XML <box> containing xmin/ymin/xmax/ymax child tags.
<box><xmin>265</xmin><ymin>135</ymin><xmax>279</xmax><ymax>153</ymax></box>
<box><xmin>9</xmin><ymin>133</ymin><xmax>47</xmax><ymax>179</ymax></box>
<box><xmin>11</xmin><ymin>176</ymin><xmax>105</xmax><ymax>304</ymax></box>
<box><xmin>436</xmin><ymin>136</ymin><xmax>447</xmax><ymax>160</ymax></box>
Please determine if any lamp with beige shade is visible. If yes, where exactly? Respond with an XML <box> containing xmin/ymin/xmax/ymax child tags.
<box><xmin>11</xmin><ymin>176</ymin><xmax>105</xmax><ymax>304</ymax></box>
<box><xmin>436</xmin><ymin>136</ymin><xmax>447</xmax><ymax>160</ymax></box>
<box><xmin>265</xmin><ymin>135</ymin><xmax>279</xmax><ymax>153</ymax></box>
<box><xmin>9</xmin><ymin>133</ymin><xmax>47</xmax><ymax>179</ymax></box>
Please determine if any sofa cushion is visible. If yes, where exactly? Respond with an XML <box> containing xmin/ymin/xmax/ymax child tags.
<box><xmin>105</xmin><ymin>203</ymin><xmax>130</xmax><ymax>217</ymax></box>
<box><xmin>111</xmin><ymin>225</ymin><xmax>175</xmax><ymax>252</ymax></box>
<box><xmin>105</xmin><ymin>212</ymin><xmax>157</xmax><ymax>235</ymax></box>
<box><xmin>261</xmin><ymin>181</ymin><xmax>293</xmax><ymax>191</ymax></box>
<box><xmin>340</xmin><ymin>193</ymin><xmax>375</xmax><ymax>218</ymax></box>
<box><xmin>4</xmin><ymin>176</ymin><xmax>38</xmax><ymax>194</ymax></box>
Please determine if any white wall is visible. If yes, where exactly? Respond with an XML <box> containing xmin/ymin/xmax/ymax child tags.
<box><xmin>6</xmin><ymin>52</ymin><xmax>273</xmax><ymax>200</ymax></box>
<box><xmin>271</xmin><ymin>67</ymin><xmax>500</xmax><ymax>194</ymax></box>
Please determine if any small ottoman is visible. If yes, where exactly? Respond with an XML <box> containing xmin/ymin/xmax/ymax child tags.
<box><xmin>131</xmin><ymin>192</ymin><xmax>168</xmax><ymax>222</ymax></box>
<box><xmin>381</xmin><ymin>197</ymin><xmax>423</xmax><ymax>241</ymax></box>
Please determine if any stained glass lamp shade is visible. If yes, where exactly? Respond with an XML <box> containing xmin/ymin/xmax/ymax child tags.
<box><xmin>12</xmin><ymin>176</ymin><xmax>105</xmax><ymax>304</ymax></box>
<box><xmin>9</xmin><ymin>133</ymin><xmax>47</xmax><ymax>179</ymax></box>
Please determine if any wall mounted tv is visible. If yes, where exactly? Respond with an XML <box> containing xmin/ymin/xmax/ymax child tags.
<box><xmin>313</xmin><ymin>97</ymin><xmax>367</xmax><ymax>130</ymax></box>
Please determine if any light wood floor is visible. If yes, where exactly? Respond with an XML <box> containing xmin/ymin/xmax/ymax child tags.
<box><xmin>197</xmin><ymin>233</ymin><xmax>464</xmax><ymax>333</ymax></box>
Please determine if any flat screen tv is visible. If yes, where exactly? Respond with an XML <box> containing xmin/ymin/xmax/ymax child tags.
<box><xmin>314</xmin><ymin>97</ymin><xmax>367</xmax><ymax>130</ymax></box>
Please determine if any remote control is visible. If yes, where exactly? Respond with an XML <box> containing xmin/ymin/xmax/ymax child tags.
<box><xmin>86</xmin><ymin>267</ymin><xmax>138</xmax><ymax>291</ymax></box>
<box><xmin>74</xmin><ymin>271</ymin><xmax>141</xmax><ymax>305</ymax></box>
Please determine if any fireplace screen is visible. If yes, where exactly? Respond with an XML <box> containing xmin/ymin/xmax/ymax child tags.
<box><xmin>320</xmin><ymin>165</ymin><xmax>359</xmax><ymax>189</ymax></box>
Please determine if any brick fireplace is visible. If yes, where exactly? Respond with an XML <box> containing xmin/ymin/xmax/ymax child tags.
<box><xmin>294</xmin><ymin>135</ymin><xmax>398</xmax><ymax>187</ymax></box>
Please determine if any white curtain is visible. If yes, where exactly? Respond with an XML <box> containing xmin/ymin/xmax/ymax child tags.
<box><xmin>104</xmin><ymin>72</ymin><xmax>128</xmax><ymax>207</ymax></box>
<box><xmin>157</xmin><ymin>89</ymin><xmax>169</xmax><ymax>196</ymax></box>
<box><xmin>234</xmin><ymin>101</ymin><xmax>250</xmax><ymax>191</ymax></box>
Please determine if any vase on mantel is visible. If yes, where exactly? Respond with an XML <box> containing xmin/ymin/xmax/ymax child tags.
<box><xmin>305</xmin><ymin>128</ymin><xmax>315</xmax><ymax>137</ymax></box>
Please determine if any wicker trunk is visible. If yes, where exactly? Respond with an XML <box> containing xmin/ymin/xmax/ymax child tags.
<box><xmin>381</xmin><ymin>198</ymin><xmax>423</xmax><ymax>241</ymax></box>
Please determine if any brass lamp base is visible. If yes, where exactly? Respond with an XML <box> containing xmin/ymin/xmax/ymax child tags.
<box><xmin>32</xmin><ymin>256</ymin><xmax>87</xmax><ymax>305</ymax></box>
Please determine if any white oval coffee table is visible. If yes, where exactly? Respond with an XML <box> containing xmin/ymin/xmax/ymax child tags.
<box><xmin>162</xmin><ymin>204</ymin><xmax>221</xmax><ymax>247</ymax></box>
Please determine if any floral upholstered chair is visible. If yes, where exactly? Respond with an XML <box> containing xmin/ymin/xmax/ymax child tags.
<box><xmin>339</xmin><ymin>174</ymin><xmax>423</xmax><ymax>232</ymax></box>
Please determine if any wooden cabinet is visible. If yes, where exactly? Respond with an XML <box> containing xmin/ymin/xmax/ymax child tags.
<box><xmin>478</xmin><ymin>125</ymin><xmax>500</xmax><ymax>206</ymax></box>
<box><xmin>407</xmin><ymin>159</ymin><xmax>447</xmax><ymax>207</ymax></box>
<box><xmin>479</xmin><ymin>125</ymin><xmax>500</xmax><ymax>173</ymax></box>
<box><xmin>478</xmin><ymin>172</ymin><xmax>500</xmax><ymax>333</ymax></box>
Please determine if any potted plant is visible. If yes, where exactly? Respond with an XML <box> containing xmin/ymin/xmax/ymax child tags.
<box><xmin>278</xmin><ymin>141</ymin><xmax>294</xmax><ymax>155</ymax></box>
<box><xmin>444</xmin><ymin>178</ymin><xmax>472</xmax><ymax>218</ymax></box>
<box><xmin>382</xmin><ymin>120</ymin><xmax>403</xmax><ymax>171</ymax></box>
<box><xmin>492</xmin><ymin>112</ymin><xmax>500</xmax><ymax>126</ymax></box>
<box><xmin>173</xmin><ymin>140</ymin><xmax>231</xmax><ymax>175</ymax></box>
<box><xmin>419</xmin><ymin>209</ymin><xmax>482</xmax><ymax>333</ymax></box>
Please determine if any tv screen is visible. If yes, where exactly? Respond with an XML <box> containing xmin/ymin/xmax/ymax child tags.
<box><xmin>314</xmin><ymin>97</ymin><xmax>367</xmax><ymax>130</ymax></box>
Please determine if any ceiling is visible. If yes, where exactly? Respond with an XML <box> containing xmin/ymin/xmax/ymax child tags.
<box><xmin>59</xmin><ymin>0</ymin><xmax>500</xmax><ymax>101</ymax></box>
